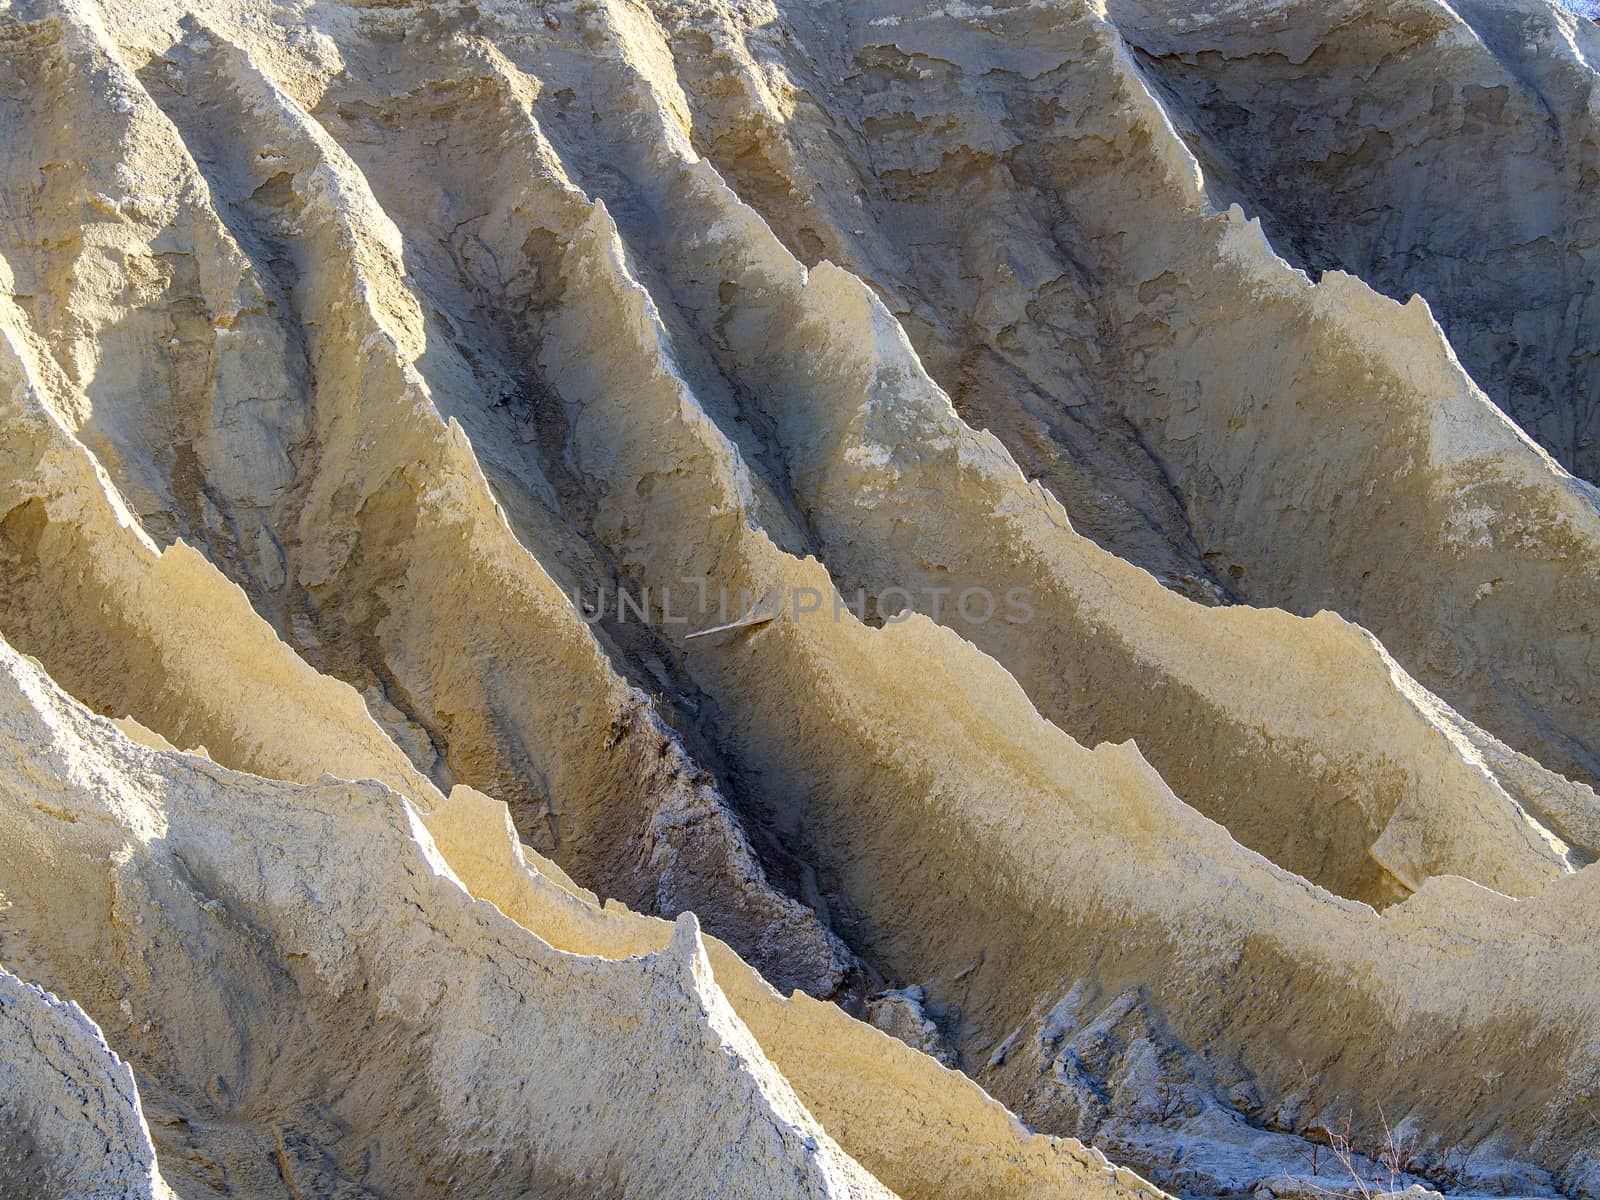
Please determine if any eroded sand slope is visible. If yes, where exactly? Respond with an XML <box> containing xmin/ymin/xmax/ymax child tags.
<box><xmin>1</xmin><ymin>0</ymin><xmax>1599</xmax><ymax>1196</ymax></box>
